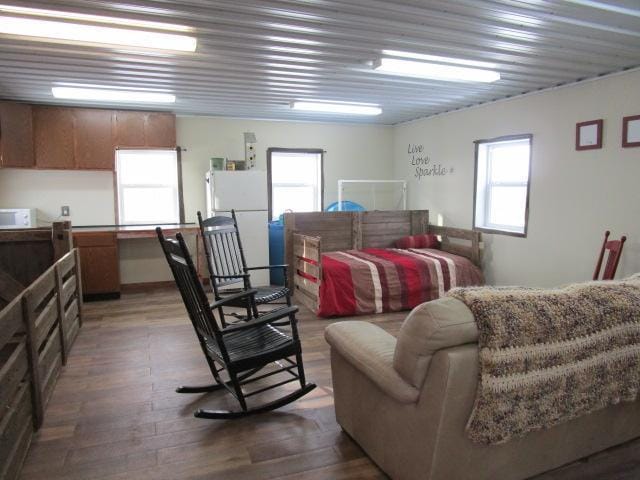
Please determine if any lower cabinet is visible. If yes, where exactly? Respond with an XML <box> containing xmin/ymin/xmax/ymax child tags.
<box><xmin>73</xmin><ymin>232</ymin><xmax>120</xmax><ymax>299</ymax></box>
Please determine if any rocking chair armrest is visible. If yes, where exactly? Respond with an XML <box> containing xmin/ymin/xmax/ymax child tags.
<box><xmin>245</xmin><ymin>264</ymin><xmax>288</xmax><ymax>271</ymax></box>
<box><xmin>221</xmin><ymin>306</ymin><xmax>299</xmax><ymax>334</ymax></box>
<box><xmin>210</xmin><ymin>289</ymin><xmax>258</xmax><ymax>309</ymax></box>
<box><xmin>213</xmin><ymin>273</ymin><xmax>250</xmax><ymax>279</ymax></box>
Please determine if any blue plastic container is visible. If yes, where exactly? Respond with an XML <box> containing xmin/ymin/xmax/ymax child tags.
<box><xmin>325</xmin><ymin>201</ymin><xmax>365</xmax><ymax>212</ymax></box>
<box><xmin>268</xmin><ymin>221</ymin><xmax>285</xmax><ymax>285</ymax></box>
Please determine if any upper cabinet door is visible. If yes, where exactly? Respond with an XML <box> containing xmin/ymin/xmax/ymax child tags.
<box><xmin>0</xmin><ymin>102</ymin><xmax>35</xmax><ymax>168</ymax></box>
<box><xmin>6</xmin><ymin>106</ymin><xmax>175</xmax><ymax>170</ymax></box>
<box><xmin>74</xmin><ymin>109</ymin><xmax>115</xmax><ymax>170</ymax></box>
<box><xmin>145</xmin><ymin>112</ymin><xmax>176</xmax><ymax>148</ymax></box>
<box><xmin>114</xmin><ymin>110</ymin><xmax>145</xmax><ymax>147</ymax></box>
<box><xmin>33</xmin><ymin>106</ymin><xmax>75</xmax><ymax>169</ymax></box>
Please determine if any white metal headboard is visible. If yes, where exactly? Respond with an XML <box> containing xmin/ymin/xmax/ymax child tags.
<box><xmin>337</xmin><ymin>179</ymin><xmax>407</xmax><ymax>211</ymax></box>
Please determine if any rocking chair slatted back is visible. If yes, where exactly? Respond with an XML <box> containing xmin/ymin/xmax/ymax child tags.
<box><xmin>593</xmin><ymin>230</ymin><xmax>627</xmax><ymax>281</ymax></box>
<box><xmin>198</xmin><ymin>212</ymin><xmax>249</xmax><ymax>292</ymax></box>
<box><xmin>198</xmin><ymin>210</ymin><xmax>292</xmax><ymax>321</ymax></box>
<box><xmin>156</xmin><ymin>228</ymin><xmax>230</xmax><ymax>362</ymax></box>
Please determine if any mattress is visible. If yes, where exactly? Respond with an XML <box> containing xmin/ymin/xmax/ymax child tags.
<box><xmin>317</xmin><ymin>247</ymin><xmax>484</xmax><ymax>317</ymax></box>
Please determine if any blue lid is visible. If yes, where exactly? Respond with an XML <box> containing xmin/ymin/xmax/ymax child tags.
<box><xmin>325</xmin><ymin>201</ymin><xmax>365</xmax><ymax>212</ymax></box>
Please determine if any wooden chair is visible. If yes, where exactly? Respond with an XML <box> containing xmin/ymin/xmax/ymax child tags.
<box><xmin>198</xmin><ymin>210</ymin><xmax>291</xmax><ymax>322</ymax></box>
<box><xmin>156</xmin><ymin>227</ymin><xmax>315</xmax><ymax>419</ymax></box>
<box><xmin>593</xmin><ymin>230</ymin><xmax>627</xmax><ymax>280</ymax></box>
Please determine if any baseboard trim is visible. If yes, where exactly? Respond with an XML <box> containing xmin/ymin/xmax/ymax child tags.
<box><xmin>120</xmin><ymin>281</ymin><xmax>177</xmax><ymax>293</ymax></box>
<box><xmin>83</xmin><ymin>292</ymin><xmax>121</xmax><ymax>302</ymax></box>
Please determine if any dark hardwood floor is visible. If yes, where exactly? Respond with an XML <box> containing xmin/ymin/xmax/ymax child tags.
<box><xmin>19</xmin><ymin>287</ymin><xmax>640</xmax><ymax>480</ymax></box>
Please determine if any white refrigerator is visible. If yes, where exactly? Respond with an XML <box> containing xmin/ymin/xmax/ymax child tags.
<box><xmin>205</xmin><ymin>170</ymin><xmax>270</xmax><ymax>286</ymax></box>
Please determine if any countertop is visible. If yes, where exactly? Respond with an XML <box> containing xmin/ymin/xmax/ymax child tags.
<box><xmin>72</xmin><ymin>223</ymin><xmax>199</xmax><ymax>238</ymax></box>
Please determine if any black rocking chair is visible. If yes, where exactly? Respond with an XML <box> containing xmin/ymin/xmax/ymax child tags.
<box><xmin>198</xmin><ymin>210</ymin><xmax>291</xmax><ymax>322</ymax></box>
<box><xmin>156</xmin><ymin>227</ymin><xmax>316</xmax><ymax>419</ymax></box>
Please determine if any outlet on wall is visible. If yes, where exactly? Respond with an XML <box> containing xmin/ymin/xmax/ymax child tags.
<box><xmin>61</xmin><ymin>206</ymin><xmax>70</xmax><ymax>217</ymax></box>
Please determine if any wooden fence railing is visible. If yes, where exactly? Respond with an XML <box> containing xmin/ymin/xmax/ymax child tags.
<box><xmin>0</xmin><ymin>248</ymin><xmax>83</xmax><ymax>480</ymax></box>
<box><xmin>0</xmin><ymin>221</ymin><xmax>72</xmax><ymax>310</ymax></box>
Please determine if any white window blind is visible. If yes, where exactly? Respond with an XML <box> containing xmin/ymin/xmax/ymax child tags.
<box><xmin>474</xmin><ymin>136</ymin><xmax>531</xmax><ymax>235</ymax></box>
<box><xmin>116</xmin><ymin>149</ymin><xmax>180</xmax><ymax>224</ymax></box>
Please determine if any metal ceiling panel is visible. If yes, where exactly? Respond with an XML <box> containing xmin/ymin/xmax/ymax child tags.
<box><xmin>0</xmin><ymin>0</ymin><xmax>638</xmax><ymax>124</ymax></box>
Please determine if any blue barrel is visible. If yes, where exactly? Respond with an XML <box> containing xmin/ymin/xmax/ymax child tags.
<box><xmin>268</xmin><ymin>221</ymin><xmax>285</xmax><ymax>285</ymax></box>
<box><xmin>325</xmin><ymin>201</ymin><xmax>365</xmax><ymax>212</ymax></box>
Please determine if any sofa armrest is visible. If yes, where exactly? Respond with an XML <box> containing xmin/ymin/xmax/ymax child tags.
<box><xmin>393</xmin><ymin>297</ymin><xmax>478</xmax><ymax>389</ymax></box>
<box><xmin>325</xmin><ymin>321</ymin><xmax>419</xmax><ymax>404</ymax></box>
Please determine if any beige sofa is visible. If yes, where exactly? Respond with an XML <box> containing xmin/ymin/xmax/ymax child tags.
<box><xmin>325</xmin><ymin>297</ymin><xmax>640</xmax><ymax>480</ymax></box>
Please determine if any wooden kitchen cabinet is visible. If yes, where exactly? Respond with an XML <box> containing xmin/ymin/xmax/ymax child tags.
<box><xmin>0</xmin><ymin>101</ymin><xmax>35</xmax><ymax>168</ymax></box>
<box><xmin>114</xmin><ymin>110</ymin><xmax>176</xmax><ymax>148</ymax></box>
<box><xmin>73</xmin><ymin>232</ymin><xmax>120</xmax><ymax>299</ymax></box>
<box><xmin>144</xmin><ymin>112</ymin><xmax>176</xmax><ymax>147</ymax></box>
<box><xmin>74</xmin><ymin>108</ymin><xmax>115</xmax><ymax>170</ymax></box>
<box><xmin>33</xmin><ymin>106</ymin><xmax>76</xmax><ymax>169</ymax></box>
<box><xmin>9</xmin><ymin>104</ymin><xmax>174</xmax><ymax>171</ymax></box>
<box><xmin>114</xmin><ymin>110</ymin><xmax>146</xmax><ymax>147</ymax></box>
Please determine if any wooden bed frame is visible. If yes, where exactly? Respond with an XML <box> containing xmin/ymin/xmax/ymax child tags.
<box><xmin>283</xmin><ymin>210</ymin><xmax>482</xmax><ymax>313</ymax></box>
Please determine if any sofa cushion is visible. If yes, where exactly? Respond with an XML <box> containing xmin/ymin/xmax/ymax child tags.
<box><xmin>393</xmin><ymin>297</ymin><xmax>479</xmax><ymax>388</ymax></box>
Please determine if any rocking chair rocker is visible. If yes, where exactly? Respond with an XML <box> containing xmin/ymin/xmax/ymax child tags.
<box><xmin>157</xmin><ymin>227</ymin><xmax>316</xmax><ymax>419</ymax></box>
<box><xmin>198</xmin><ymin>210</ymin><xmax>291</xmax><ymax>321</ymax></box>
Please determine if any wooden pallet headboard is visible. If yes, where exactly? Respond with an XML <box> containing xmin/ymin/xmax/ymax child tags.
<box><xmin>284</xmin><ymin>209</ymin><xmax>429</xmax><ymax>252</ymax></box>
<box><xmin>283</xmin><ymin>210</ymin><xmax>427</xmax><ymax>288</ymax></box>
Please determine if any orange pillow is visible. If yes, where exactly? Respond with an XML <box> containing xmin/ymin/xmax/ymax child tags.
<box><xmin>395</xmin><ymin>234</ymin><xmax>440</xmax><ymax>249</ymax></box>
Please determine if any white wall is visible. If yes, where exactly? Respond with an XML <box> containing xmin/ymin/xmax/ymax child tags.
<box><xmin>178</xmin><ymin>116</ymin><xmax>394</xmax><ymax>223</ymax></box>
<box><xmin>0</xmin><ymin>169</ymin><xmax>114</xmax><ymax>225</ymax></box>
<box><xmin>0</xmin><ymin>117</ymin><xmax>393</xmax><ymax>284</ymax></box>
<box><xmin>393</xmin><ymin>69</ymin><xmax>640</xmax><ymax>287</ymax></box>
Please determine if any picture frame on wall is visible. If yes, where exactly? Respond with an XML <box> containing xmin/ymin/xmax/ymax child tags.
<box><xmin>622</xmin><ymin>115</ymin><xmax>640</xmax><ymax>148</ymax></box>
<box><xmin>575</xmin><ymin>119</ymin><xmax>603</xmax><ymax>151</ymax></box>
<box><xmin>210</xmin><ymin>157</ymin><xmax>226</xmax><ymax>170</ymax></box>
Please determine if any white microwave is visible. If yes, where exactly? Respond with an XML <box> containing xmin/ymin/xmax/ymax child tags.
<box><xmin>0</xmin><ymin>208</ymin><xmax>38</xmax><ymax>229</ymax></box>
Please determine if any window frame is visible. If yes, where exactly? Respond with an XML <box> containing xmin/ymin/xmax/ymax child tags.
<box><xmin>472</xmin><ymin>134</ymin><xmax>532</xmax><ymax>238</ymax></box>
<box><xmin>114</xmin><ymin>147</ymin><xmax>185</xmax><ymax>226</ymax></box>
<box><xmin>266</xmin><ymin>147</ymin><xmax>324</xmax><ymax>221</ymax></box>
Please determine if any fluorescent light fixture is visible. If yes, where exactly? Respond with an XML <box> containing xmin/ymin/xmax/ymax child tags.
<box><xmin>291</xmin><ymin>101</ymin><xmax>382</xmax><ymax>115</ymax></box>
<box><xmin>374</xmin><ymin>57</ymin><xmax>500</xmax><ymax>83</ymax></box>
<box><xmin>0</xmin><ymin>5</ymin><xmax>193</xmax><ymax>32</ymax></box>
<box><xmin>0</xmin><ymin>6</ymin><xmax>196</xmax><ymax>52</ymax></box>
<box><xmin>52</xmin><ymin>86</ymin><xmax>175</xmax><ymax>103</ymax></box>
<box><xmin>382</xmin><ymin>50</ymin><xmax>497</xmax><ymax>69</ymax></box>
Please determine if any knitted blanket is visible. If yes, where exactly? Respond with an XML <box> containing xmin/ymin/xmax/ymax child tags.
<box><xmin>448</xmin><ymin>274</ymin><xmax>640</xmax><ymax>445</ymax></box>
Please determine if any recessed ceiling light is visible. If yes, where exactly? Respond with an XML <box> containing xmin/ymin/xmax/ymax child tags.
<box><xmin>374</xmin><ymin>57</ymin><xmax>500</xmax><ymax>83</ymax></box>
<box><xmin>52</xmin><ymin>86</ymin><xmax>176</xmax><ymax>103</ymax></box>
<box><xmin>0</xmin><ymin>5</ymin><xmax>197</xmax><ymax>52</ymax></box>
<box><xmin>291</xmin><ymin>101</ymin><xmax>382</xmax><ymax>115</ymax></box>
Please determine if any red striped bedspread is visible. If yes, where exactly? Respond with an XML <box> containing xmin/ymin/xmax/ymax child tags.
<box><xmin>317</xmin><ymin>248</ymin><xmax>484</xmax><ymax>318</ymax></box>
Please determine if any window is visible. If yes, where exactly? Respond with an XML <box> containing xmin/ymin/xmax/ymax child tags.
<box><xmin>267</xmin><ymin>148</ymin><xmax>323</xmax><ymax>221</ymax></box>
<box><xmin>473</xmin><ymin>135</ymin><xmax>532</xmax><ymax>236</ymax></box>
<box><xmin>116</xmin><ymin>149</ymin><xmax>182</xmax><ymax>225</ymax></box>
